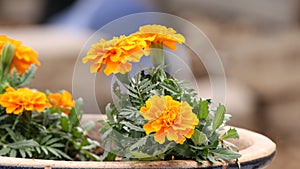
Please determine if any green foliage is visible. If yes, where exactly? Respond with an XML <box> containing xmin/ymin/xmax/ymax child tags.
<box><xmin>101</xmin><ymin>66</ymin><xmax>241</xmax><ymax>163</ymax></box>
<box><xmin>0</xmin><ymin>99</ymin><xmax>100</xmax><ymax>160</ymax></box>
<box><xmin>7</xmin><ymin>65</ymin><xmax>36</xmax><ymax>88</ymax></box>
<box><xmin>0</xmin><ymin>42</ymin><xmax>100</xmax><ymax>161</ymax></box>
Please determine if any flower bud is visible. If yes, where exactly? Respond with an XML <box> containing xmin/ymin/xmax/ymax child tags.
<box><xmin>1</xmin><ymin>43</ymin><xmax>15</xmax><ymax>76</ymax></box>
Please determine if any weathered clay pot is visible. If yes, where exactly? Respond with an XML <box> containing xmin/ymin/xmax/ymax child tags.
<box><xmin>0</xmin><ymin>114</ymin><xmax>276</xmax><ymax>169</ymax></box>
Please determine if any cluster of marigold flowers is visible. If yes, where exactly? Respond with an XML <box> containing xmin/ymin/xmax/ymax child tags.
<box><xmin>0</xmin><ymin>35</ymin><xmax>75</xmax><ymax>115</ymax></box>
<box><xmin>83</xmin><ymin>24</ymin><xmax>200</xmax><ymax>145</ymax></box>
<box><xmin>82</xmin><ymin>25</ymin><xmax>185</xmax><ymax>75</ymax></box>
<box><xmin>0</xmin><ymin>86</ymin><xmax>74</xmax><ymax>116</ymax></box>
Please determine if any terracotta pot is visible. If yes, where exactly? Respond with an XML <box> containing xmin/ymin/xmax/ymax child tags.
<box><xmin>0</xmin><ymin>114</ymin><xmax>276</xmax><ymax>169</ymax></box>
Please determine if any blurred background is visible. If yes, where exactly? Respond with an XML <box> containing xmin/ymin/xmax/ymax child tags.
<box><xmin>1</xmin><ymin>0</ymin><xmax>300</xmax><ymax>168</ymax></box>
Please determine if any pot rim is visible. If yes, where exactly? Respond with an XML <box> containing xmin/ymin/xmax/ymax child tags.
<box><xmin>0</xmin><ymin>116</ymin><xmax>276</xmax><ymax>168</ymax></box>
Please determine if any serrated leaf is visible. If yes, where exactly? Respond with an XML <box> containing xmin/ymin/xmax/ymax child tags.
<box><xmin>120</xmin><ymin>121</ymin><xmax>144</xmax><ymax>132</ymax></box>
<box><xmin>35</xmin><ymin>147</ymin><xmax>41</xmax><ymax>154</ymax></box>
<box><xmin>45</xmin><ymin>138</ymin><xmax>61</xmax><ymax>146</ymax></box>
<box><xmin>191</xmin><ymin>129</ymin><xmax>208</xmax><ymax>146</ymax></box>
<box><xmin>50</xmin><ymin>143</ymin><xmax>65</xmax><ymax>148</ymax></box>
<box><xmin>102</xmin><ymin>150</ymin><xmax>116</xmax><ymax>161</ymax></box>
<box><xmin>0</xmin><ymin>114</ymin><xmax>9</xmax><ymax>121</ymax></box>
<box><xmin>223</xmin><ymin>140</ymin><xmax>239</xmax><ymax>151</ymax></box>
<box><xmin>47</xmin><ymin>147</ymin><xmax>61</xmax><ymax>158</ymax></box>
<box><xmin>17</xmin><ymin>65</ymin><xmax>35</xmax><ymax>87</ymax></box>
<box><xmin>41</xmin><ymin>146</ymin><xmax>49</xmax><ymax>155</ymax></box>
<box><xmin>0</xmin><ymin>147</ymin><xmax>11</xmax><ymax>155</ymax></box>
<box><xmin>5</xmin><ymin>128</ymin><xmax>18</xmax><ymax>142</ymax></box>
<box><xmin>212</xmin><ymin>149</ymin><xmax>241</xmax><ymax>161</ymax></box>
<box><xmin>9</xmin><ymin>149</ymin><xmax>16</xmax><ymax>157</ymax></box>
<box><xmin>130</xmin><ymin>136</ymin><xmax>148</xmax><ymax>151</ymax></box>
<box><xmin>60</xmin><ymin>114</ymin><xmax>69</xmax><ymax>132</ymax></box>
<box><xmin>131</xmin><ymin>151</ymin><xmax>151</xmax><ymax>158</ymax></box>
<box><xmin>7</xmin><ymin>140</ymin><xmax>39</xmax><ymax>149</ymax></box>
<box><xmin>82</xmin><ymin>149</ymin><xmax>100</xmax><ymax>161</ymax></box>
<box><xmin>128</xmin><ymin>92</ymin><xmax>140</xmax><ymax>100</ymax></box>
<box><xmin>105</xmin><ymin>104</ymin><xmax>115</xmax><ymax>122</ymax></box>
<box><xmin>198</xmin><ymin>99</ymin><xmax>209</xmax><ymax>120</ymax></box>
<box><xmin>56</xmin><ymin>149</ymin><xmax>72</xmax><ymax>160</ymax></box>
<box><xmin>40</xmin><ymin>135</ymin><xmax>52</xmax><ymax>145</ymax></box>
<box><xmin>19</xmin><ymin>149</ymin><xmax>26</xmax><ymax>158</ymax></box>
<box><xmin>211</xmin><ymin>105</ymin><xmax>226</xmax><ymax>134</ymax></box>
<box><xmin>207</xmin><ymin>152</ymin><xmax>217</xmax><ymax>163</ymax></box>
<box><xmin>220</xmin><ymin>128</ymin><xmax>239</xmax><ymax>140</ymax></box>
<box><xmin>25</xmin><ymin>149</ymin><xmax>32</xmax><ymax>158</ymax></box>
<box><xmin>69</xmin><ymin>108</ymin><xmax>79</xmax><ymax>128</ymax></box>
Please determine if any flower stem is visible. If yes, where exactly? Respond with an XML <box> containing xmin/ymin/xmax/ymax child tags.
<box><xmin>150</xmin><ymin>42</ymin><xmax>164</xmax><ymax>67</ymax></box>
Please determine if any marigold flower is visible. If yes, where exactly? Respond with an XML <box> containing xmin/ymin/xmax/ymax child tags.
<box><xmin>0</xmin><ymin>35</ymin><xmax>40</xmax><ymax>74</ymax></box>
<box><xmin>140</xmin><ymin>95</ymin><xmax>199</xmax><ymax>144</ymax></box>
<box><xmin>82</xmin><ymin>35</ymin><xmax>148</xmax><ymax>76</ymax></box>
<box><xmin>48</xmin><ymin>90</ymin><xmax>75</xmax><ymax>115</ymax></box>
<box><xmin>136</xmin><ymin>24</ymin><xmax>186</xmax><ymax>50</ymax></box>
<box><xmin>0</xmin><ymin>87</ymin><xmax>50</xmax><ymax>115</ymax></box>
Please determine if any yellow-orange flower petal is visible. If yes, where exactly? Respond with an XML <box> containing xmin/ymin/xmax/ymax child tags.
<box><xmin>0</xmin><ymin>35</ymin><xmax>40</xmax><ymax>74</ymax></box>
<box><xmin>140</xmin><ymin>95</ymin><xmax>199</xmax><ymax>144</ymax></box>
<box><xmin>82</xmin><ymin>35</ymin><xmax>146</xmax><ymax>76</ymax></box>
<box><xmin>0</xmin><ymin>87</ymin><xmax>50</xmax><ymax>115</ymax></box>
<box><xmin>48</xmin><ymin>90</ymin><xmax>75</xmax><ymax>115</ymax></box>
<box><xmin>136</xmin><ymin>24</ymin><xmax>186</xmax><ymax>50</ymax></box>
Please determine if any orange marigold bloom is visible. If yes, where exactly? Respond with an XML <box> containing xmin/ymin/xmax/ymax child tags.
<box><xmin>136</xmin><ymin>24</ymin><xmax>186</xmax><ymax>50</ymax></box>
<box><xmin>0</xmin><ymin>35</ymin><xmax>40</xmax><ymax>74</ymax></box>
<box><xmin>0</xmin><ymin>87</ymin><xmax>50</xmax><ymax>115</ymax></box>
<box><xmin>82</xmin><ymin>35</ymin><xmax>149</xmax><ymax>76</ymax></box>
<box><xmin>140</xmin><ymin>95</ymin><xmax>199</xmax><ymax>144</ymax></box>
<box><xmin>48</xmin><ymin>90</ymin><xmax>75</xmax><ymax>115</ymax></box>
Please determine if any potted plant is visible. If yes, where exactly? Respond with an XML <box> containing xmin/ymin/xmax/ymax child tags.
<box><xmin>0</xmin><ymin>23</ymin><xmax>276</xmax><ymax>168</ymax></box>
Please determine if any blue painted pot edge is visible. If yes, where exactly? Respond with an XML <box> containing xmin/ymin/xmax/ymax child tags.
<box><xmin>0</xmin><ymin>151</ymin><xmax>276</xmax><ymax>169</ymax></box>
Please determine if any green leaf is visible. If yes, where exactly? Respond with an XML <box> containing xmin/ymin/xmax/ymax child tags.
<box><xmin>191</xmin><ymin>129</ymin><xmax>208</xmax><ymax>146</ymax></box>
<box><xmin>0</xmin><ymin>114</ymin><xmax>9</xmax><ymax>121</ymax></box>
<box><xmin>47</xmin><ymin>147</ymin><xmax>61</xmax><ymax>158</ymax></box>
<box><xmin>60</xmin><ymin>114</ymin><xmax>69</xmax><ymax>132</ymax></box>
<box><xmin>49</xmin><ymin>143</ymin><xmax>65</xmax><ymax>148</ymax></box>
<box><xmin>17</xmin><ymin>65</ymin><xmax>35</xmax><ymax>87</ymax></box>
<box><xmin>35</xmin><ymin>147</ymin><xmax>41</xmax><ymax>154</ymax></box>
<box><xmin>102</xmin><ymin>151</ymin><xmax>116</xmax><ymax>161</ymax></box>
<box><xmin>55</xmin><ymin>149</ymin><xmax>72</xmax><ymax>160</ymax></box>
<box><xmin>41</xmin><ymin>146</ymin><xmax>49</xmax><ymax>155</ymax></box>
<box><xmin>25</xmin><ymin>149</ymin><xmax>32</xmax><ymax>158</ymax></box>
<box><xmin>105</xmin><ymin>104</ymin><xmax>115</xmax><ymax>122</ymax></box>
<box><xmin>131</xmin><ymin>151</ymin><xmax>151</xmax><ymax>158</ymax></box>
<box><xmin>68</xmin><ymin>108</ymin><xmax>79</xmax><ymax>128</ymax></box>
<box><xmin>19</xmin><ymin>149</ymin><xmax>26</xmax><ymax>158</ymax></box>
<box><xmin>9</xmin><ymin>149</ymin><xmax>17</xmax><ymax>157</ymax></box>
<box><xmin>212</xmin><ymin>149</ymin><xmax>241</xmax><ymax>161</ymax></box>
<box><xmin>81</xmin><ymin>149</ymin><xmax>100</xmax><ymax>161</ymax></box>
<box><xmin>223</xmin><ymin>140</ymin><xmax>239</xmax><ymax>151</ymax></box>
<box><xmin>7</xmin><ymin>140</ymin><xmax>39</xmax><ymax>149</ymax></box>
<box><xmin>0</xmin><ymin>147</ymin><xmax>11</xmax><ymax>155</ymax></box>
<box><xmin>40</xmin><ymin>135</ymin><xmax>52</xmax><ymax>145</ymax></box>
<box><xmin>198</xmin><ymin>99</ymin><xmax>209</xmax><ymax>120</ymax></box>
<box><xmin>45</xmin><ymin>138</ymin><xmax>61</xmax><ymax>146</ymax></box>
<box><xmin>5</xmin><ymin>128</ymin><xmax>19</xmax><ymax>142</ymax></box>
<box><xmin>130</xmin><ymin>136</ymin><xmax>148</xmax><ymax>151</ymax></box>
<box><xmin>120</xmin><ymin>121</ymin><xmax>144</xmax><ymax>132</ymax></box>
<box><xmin>211</xmin><ymin>105</ymin><xmax>226</xmax><ymax>134</ymax></box>
<box><xmin>207</xmin><ymin>152</ymin><xmax>217</xmax><ymax>163</ymax></box>
<box><xmin>220</xmin><ymin>128</ymin><xmax>239</xmax><ymax>140</ymax></box>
